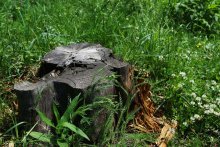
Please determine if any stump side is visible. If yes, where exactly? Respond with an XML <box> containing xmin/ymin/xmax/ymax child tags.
<box><xmin>14</xmin><ymin>43</ymin><xmax>132</xmax><ymax>142</ymax></box>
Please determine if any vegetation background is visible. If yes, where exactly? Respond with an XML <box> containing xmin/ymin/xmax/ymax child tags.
<box><xmin>0</xmin><ymin>0</ymin><xmax>219</xmax><ymax>146</ymax></box>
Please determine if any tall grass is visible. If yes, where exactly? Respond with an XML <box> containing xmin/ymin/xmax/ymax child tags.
<box><xmin>0</xmin><ymin>0</ymin><xmax>219</xmax><ymax>146</ymax></box>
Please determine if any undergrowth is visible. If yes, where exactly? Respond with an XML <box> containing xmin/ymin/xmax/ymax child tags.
<box><xmin>0</xmin><ymin>0</ymin><xmax>219</xmax><ymax>146</ymax></box>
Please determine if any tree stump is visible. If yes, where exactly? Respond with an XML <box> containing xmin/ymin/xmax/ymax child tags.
<box><xmin>14</xmin><ymin>43</ymin><xmax>133</xmax><ymax>142</ymax></box>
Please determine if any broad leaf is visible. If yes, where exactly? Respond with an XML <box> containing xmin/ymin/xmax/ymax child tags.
<box><xmin>29</xmin><ymin>131</ymin><xmax>52</xmax><ymax>143</ymax></box>
<box><xmin>59</xmin><ymin>94</ymin><xmax>81</xmax><ymax>123</ymax></box>
<box><xmin>36</xmin><ymin>109</ymin><xmax>55</xmax><ymax>128</ymax></box>
<box><xmin>61</xmin><ymin>122</ymin><xmax>90</xmax><ymax>141</ymax></box>
<box><xmin>57</xmin><ymin>139</ymin><xmax>69</xmax><ymax>147</ymax></box>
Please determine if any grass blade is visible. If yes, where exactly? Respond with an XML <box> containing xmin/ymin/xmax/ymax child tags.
<box><xmin>53</xmin><ymin>102</ymin><xmax>60</xmax><ymax>123</ymax></box>
<box><xmin>1</xmin><ymin>122</ymin><xmax>26</xmax><ymax>137</ymax></box>
<box><xmin>0</xmin><ymin>122</ymin><xmax>26</xmax><ymax>137</ymax></box>
<box><xmin>21</xmin><ymin>120</ymin><xmax>39</xmax><ymax>142</ymax></box>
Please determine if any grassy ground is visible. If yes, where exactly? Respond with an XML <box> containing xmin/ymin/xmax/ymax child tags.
<box><xmin>0</xmin><ymin>0</ymin><xmax>219</xmax><ymax>146</ymax></box>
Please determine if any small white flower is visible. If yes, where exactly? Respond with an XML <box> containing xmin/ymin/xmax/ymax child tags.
<box><xmin>204</xmin><ymin>104</ymin><xmax>209</xmax><ymax>109</ymax></box>
<box><xmin>190</xmin><ymin>80</ymin><xmax>195</xmax><ymax>84</ymax></box>
<box><xmin>171</xmin><ymin>74</ymin><xmax>176</xmax><ymax>77</ymax></box>
<box><xmin>194</xmin><ymin>114</ymin><xmax>201</xmax><ymax>119</ymax></box>
<box><xmin>191</xmin><ymin>93</ymin><xmax>197</xmax><ymax>98</ymax></box>
<box><xmin>211</xmin><ymin>86</ymin><xmax>215</xmax><ymax>91</ymax></box>
<box><xmin>183</xmin><ymin>54</ymin><xmax>190</xmax><ymax>60</ymax></box>
<box><xmin>179</xmin><ymin>72</ymin><xmax>186</xmax><ymax>77</ymax></box>
<box><xmin>204</xmin><ymin>110</ymin><xmax>210</xmax><ymax>114</ymax></box>
<box><xmin>205</xmin><ymin>43</ymin><xmax>213</xmax><ymax>49</ymax></box>
<box><xmin>209</xmin><ymin>108</ymin><xmax>214</xmax><ymax>113</ymax></box>
<box><xmin>210</xmin><ymin>104</ymin><xmax>216</xmax><ymax>108</ymax></box>
<box><xmin>190</xmin><ymin>116</ymin><xmax>195</xmax><ymax>122</ymax></box>
<box><xmin>195</xmin><ymin>97</ymin><xmax>201</xmax><ymax>101</ymax></box>
<box><xmin>177</xmin><ymin>83</ymin><xmax>183</xmax><ymax>88</ymax></box>
<box><xmin>190</xmin><ymin>101</ymin><xmax>195</xmax><ymax>105</ymax></box>
<box><xmin>214</xmin><ymin>112</ymin><xmax>220</xmax><ymax>116</ymax></box>
<box><xmin>158</xmin><ymin>55</ymin><xmax>164</xmax><ymax>60</ymax></box>
<box><xmin>183</xmin><ymin>122</ymin><xmax>188</xmax><ymax>126</ymax></box>
<box><xmin>202</xmin><ymin>94</ymin><xmax>207</xmax><ymax>99</ymax></box>
<box><xmin>213</xmin><ymin>130</ymin><xmax>219</xmax><ymax>134</ymax></box>
<box><xmin>211</xmin><ymin>80</ymin><xmax>217</xmax><ymax>85</ymax></box>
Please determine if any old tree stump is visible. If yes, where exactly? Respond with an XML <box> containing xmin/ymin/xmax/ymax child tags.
<box><xmin>14</xmin><ymin>43</ymin><xmax>132</xmax><ymax>142</ymax></box>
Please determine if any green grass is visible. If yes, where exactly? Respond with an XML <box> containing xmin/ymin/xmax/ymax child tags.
<box><xmin>0</xmin><ymin>0</ymin><xmax>219</xmax><ymax>146</ymax></box>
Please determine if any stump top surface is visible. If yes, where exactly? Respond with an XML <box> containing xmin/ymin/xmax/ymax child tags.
<box><xmin>43</xmin><ymin>43</ymin><xmax>112</xmax><ymax>67</ymax></box>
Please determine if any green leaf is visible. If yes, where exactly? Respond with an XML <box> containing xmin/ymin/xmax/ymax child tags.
<box><xmin>53</xmin><ymin>102</ymin><xmax>60</xmax><ymax>123</ymax></box>
<box><xmin>59</xmin><ymin>94</ymin><xmax>81</xmax><ymax>123</ymax></box>
<box><xmin>36</xmin><ymin>109</ymin><xmax>55</xmax><ymax>128</ymax></box>
<box><xmin>57</xmin><ymin>139</ymin><xmax>69</xmax><ymax>147</ymax></box>
<box><xmin>29</xmin><ymin>131</ymin><xmax>52</xmax><ymax>143</ymax></box>
<box><xmin>61</xmin><ymin>122</ymin><xmax>90</xmax><ymax>141</ymax></box>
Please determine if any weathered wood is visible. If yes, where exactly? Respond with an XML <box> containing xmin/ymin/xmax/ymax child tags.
<box><xmin>14</xmin><ymin>43</ymin><xmax>131</xmax><ymax>142</ymax></box>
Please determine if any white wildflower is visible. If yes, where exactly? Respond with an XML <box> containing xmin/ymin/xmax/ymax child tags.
<box><xmin>191</xmin><ymin>93</ymin><xmax>197</xmax><ymax>98</ymax></box>
<box><xmin>204</xmin><ymin>110</ymin><xmax>210</xmax><ymax>114</ymax></box>
<box><xmin>211</xmin><ymin>80</ymin><xmax>217</xmax><ymax>85</ymax></box>
<box><xmin>213</xmin><ymin>130</ymin><xmax>219</xmax><ymax>134</ymax></box>
<box><xmin>211</xmin><ymin>86</ymin><xmax>215</xmax><ymax>91</ymax></box>
<box><xmin>183</xmin><ymin>122</ymin><xmax>188</xmax><ymax>126</ymax></box>
<box><xmin>195</xmin><ymin>97</ymin><xmax>201</xmax><ymax>101</ymax></box>
<box><xmin>214</xmin><ymin>112</ymin><xmax>220</xmax><ymax>116</ymax></box>
<box><xmin>179</xmin><ymin>72</ymin><xmax>186</xmax><ymax>77</ymax></box>
<box><xmin>190</xmin><ymin>101</ymin><xmax>195</xmax><ymax>105</ymax></box>
<box><xmin>202</xmin><ymin>94</ymin><xmax>207</xmax><ymax>99</ymax></box>
<box><xmin>183</xmin><ymin>54</ymin><xmax>190</xmax><ymax>60</ymax></box>
<box><xmin>177</xmin><ymin>83</ymin><xmax>183</xmax><ymax>88</ymax></box>
<box><xmin>190</xmin><ymin>116</ymin><xmax>195</xmax><ymax>122</ymax></box>
<box><xmin>209</xmin><ymin>108</ymin><xmax>214</xmax><ymax>113</ymax></box>
<box><xmin>204</xmin><ymin>104</ymin><xmax>209</xmax><ymax>109</ymax></box>
<box><xmin>205</xmin><ymin>83</ymin><xmax>210</xmax><ymax>88</ymax></box>
<box><xmin>210</xmin><ymin>104</ymin><xmax>216</xmax><ymax>109</ymax></box>
<box><xmin>194</xmin><ymin>114</ymin><xmax>201</xmax><ymax>120</ymax></box>
<box><xmin>190</xmin><ymin>80</ymin><xmax>195</xmax><ymax>84</ymax></box>
<box><xmin>205</xmin><ymin>43</ymin><xmax>213</xmax><ymax>49</ymax></box>
<box><xmin>171</xmin><ymin>74</ymin><xmax>176</xmax><ymax>77</ymax></box>
<box><xmin>158</xmin><ymin>55</ymin><xmax>164</xmax><ymax>61</ymax></box>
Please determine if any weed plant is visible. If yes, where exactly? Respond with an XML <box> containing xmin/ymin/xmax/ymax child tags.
<box><xmin>0</xmin><ymin>0</ymin><xmax>219</xmax><ymax>146</ymax></box>
<box><xmin>169</xmin><ymin>0</ymin><xmax>220</xmax><ymax>35</ymax></box>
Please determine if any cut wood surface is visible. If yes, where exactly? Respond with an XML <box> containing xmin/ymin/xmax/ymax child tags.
<box><xmin>14</xmin><ymin>43</ymin><xmax>132</xmax><ymax>141</ymax></box>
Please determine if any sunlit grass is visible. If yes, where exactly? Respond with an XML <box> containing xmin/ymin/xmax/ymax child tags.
<box><xmin>0</xmin><ymin>0</ymin><xmax>219</xmax><ymax>146</ymax></box>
